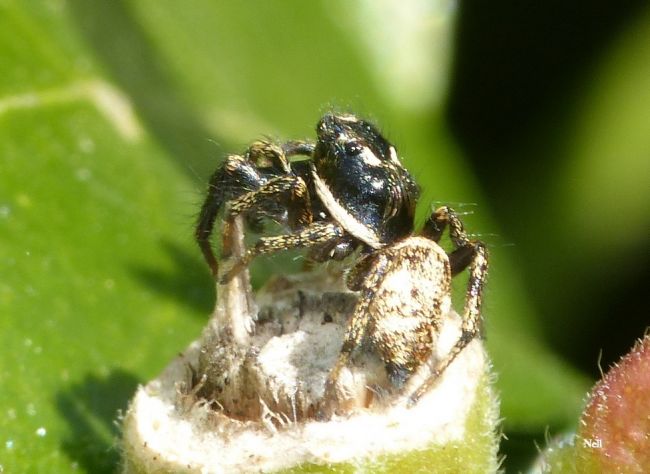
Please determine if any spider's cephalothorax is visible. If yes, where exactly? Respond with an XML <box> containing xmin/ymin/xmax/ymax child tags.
<box><xmin>195</xmin><ymin>113</ymin><xmax>418</xmax><ymax>281</ymax></box>
<box><xmin>311</xmin><ymin>114</ymin><xmax>419</xmax><ymax>249</ymax></box>
<box><xmin>196</xmin><ymin>114</ymin><xmax>488</xmax><ymax>409</ymax></box>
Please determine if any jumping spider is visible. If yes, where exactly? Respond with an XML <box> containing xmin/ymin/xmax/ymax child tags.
<box><xmin>196</xmin><ymin>113</ymin><xmax>487</xmax><ymax>406</ymax></box>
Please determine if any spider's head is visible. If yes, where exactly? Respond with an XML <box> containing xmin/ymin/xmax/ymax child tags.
<box><xmin>311</xmin><ymin>114</ymin><xmax>419</xmax><ymax>248</ymax></box>
<box><xmin>315</xmin><ymin>114</ymin><xmax>394</xmax><ymax>168</ymax></box>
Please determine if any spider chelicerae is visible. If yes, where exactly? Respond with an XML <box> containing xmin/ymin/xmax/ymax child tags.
<box><xmin>195</xmin><ymin>113</ymin><xmax>488</xmax><ymax>408</ymax></box>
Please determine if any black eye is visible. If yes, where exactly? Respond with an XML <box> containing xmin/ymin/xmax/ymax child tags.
<box><xmin>344</xmin><ymin>141</ymin><xmax>363</xmax><ymax>156</ymax></box>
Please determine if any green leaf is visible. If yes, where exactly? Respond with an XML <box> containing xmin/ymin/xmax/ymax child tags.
<box><xmin>0</xmin><ymin>4</ymin><xmax>208</xmax><ymax>472</ymax></box>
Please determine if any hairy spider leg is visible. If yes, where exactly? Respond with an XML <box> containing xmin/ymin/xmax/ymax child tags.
<box><xmin>409</xmin><ymin>206</ymin><xmax>489</xmax><ymax>405</ymax></box>
<box><xmin>319</xmin><ymin>252</ymin><xmax>389</xmax><ymax>418</ymax></box>
<box><xmin>227</xmin><ymin>174</ymin><xmax>313</xmax><ymax>229</ymax></box>
<box><xmin>281</xmin><ymin>140</ymin><xmax>316</xmax><ymax>158</ymax></box>
<box><xmin>220</xmin><ymin>222</ymin><xmax>346</xmax><ymax>284</ymax></box>
<box><xmin>196</xmin><ymin>154</ymin><xmax>265</xmax><ymax>277</ymax></box>
<box><xmin>422</xmin><ymin>205</ymin><xmax>478</xmax><ymax>275</ymax></box>
<box><xmin>307</xmin><ymin>233</ymin><xmax>358</xmax><ymax>263</ymax></box>
<box><xmin>195</xmin><ymin>140</ymin><xmax>314</xmax><ymax>277</ymax></box>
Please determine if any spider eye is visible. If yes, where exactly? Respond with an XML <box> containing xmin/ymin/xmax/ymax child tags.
<box><xmin>344</xmin><ymin>141</ymin><xmax>363</xmax><ymax>156</ymax></box>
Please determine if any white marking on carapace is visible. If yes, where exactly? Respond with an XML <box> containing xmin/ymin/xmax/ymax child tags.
<box><xmin>336</xmin><ymin>114</ymin><xmax>359</xmax><ymax>123</ymax></box>
<box><xmin>370</xmin><ymin>178</ymin><xmax>384</xmax><ymax>191</ymax></box>
<box><xmin>389</xmin><ymin>146</ymin><xmax>400</xmax><ymax>164</ymax></box>
<box><xmin>311</xmin><ymin>165</ymin><xmax>384</xmax><ymax>249</ymax></box>
<box><xmin>336</xmin><ymin>132</ymin><xmax>350</xmax><ymax>143</ymax></box>
<box><xmin>358</xmin><ymin>147</ymin><xmax>384</xmax><ymax>167</ymax></box>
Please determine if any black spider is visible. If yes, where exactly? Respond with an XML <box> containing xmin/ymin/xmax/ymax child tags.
<box><xmin>195</xmin><ymin>113</ymin><xmax>419</xmax><ymax>281</ymax></box>
<box><xmin>195</xmin><ymin>114</ymin><xmax>487</xmax><ymax>407</ymax></box>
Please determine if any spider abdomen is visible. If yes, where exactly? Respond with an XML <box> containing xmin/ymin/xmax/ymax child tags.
<box><xmin>354</xmin><ymin>237</ymin><xmax>452</xmax><ymax>387</ymax></box>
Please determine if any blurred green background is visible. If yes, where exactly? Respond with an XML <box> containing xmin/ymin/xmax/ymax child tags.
<box><xmin>0</xmin><ymin>1</ymin><xmax>648</xmax><ymax>472</ymax></box>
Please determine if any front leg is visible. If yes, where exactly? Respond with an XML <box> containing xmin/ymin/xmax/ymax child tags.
<box><xmin>226</xmin><ymin>174</ymin><xmax>313</xmax><ymax>230</ymax></box>
<box><xmin>195</xmin><ymin>140</ymin><xmax>314</xmax><ymax>277</ymax></box>
<box><xmin>246</xmin><ymin>139</ymin><xmax>315</xmax><ymax>172</ymax></box>
<box><xmin>220</xmin><ymin>222</ymin><xmax>345</xmax><ymax>283</ymax></box>
<box><xmin>196</xmin><ymin>153</ymin><xmax>267</xmax><ymax>277</ymax></box>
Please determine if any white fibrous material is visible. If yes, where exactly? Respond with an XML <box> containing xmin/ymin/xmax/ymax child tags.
<box><xmin>121</xmin><ymin>218</ymin><xmax>499</xmax><ymax>473</ymax></box>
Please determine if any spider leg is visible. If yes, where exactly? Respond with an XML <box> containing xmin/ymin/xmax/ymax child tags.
<box><xmin>448</xmin><ymin>245</ymin><xmax>477</xmax><ymax>276</ymax></box>
<box><xmin>220</xmin><ymin>222</ymin><xmax>345</xmax><ymax>283</ymax></box>
<box><xmin>421</xmin><ymin>205</ymin><xmax>471</xmax><ymax>245</ymax></box>
<box><xmin>226</xmin><ymin>174</ymin><xmax>313</xmax><ymax>229</ymax></box>
<box><xmin>422</xmin><ymin>205</ymin><xmax>479</xmax><ymax>275</ymax></box>
<box><xmin>196</xmin><ymin>153</ymin><xmax>266</xmax><ymax>277</ymax></box>
<box><xmin>319</xmin><ymin>253</ymin><xmax>391</xmax><ymax>416</ymax></box>
<box><xmin>344</xmin><ymin>251</ymin><xmax>379</xmax><ymax>291</ymax></box>
<box><xmin>409</xmin><ymin>206</ymin><xmax>488</xmax><ymax>405</ymax></box>
<box><xmin>307</xmin><ymin>235</ymin><xmax>358</xmax><ymax>263</ymax></box>
<box><xmin>195</xmin><ymin>140</ymin><xmax>315</xmax><ymax>277</ymax></box>
<box><xmin>281</xmin><ymin>140</ymin><xmax>316</xmax><ymax>157</ymax></box>
<box><xmin>248</xmin><ymin>139</ymin><xmax>315</xmax><ymax>171</ymax></box>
